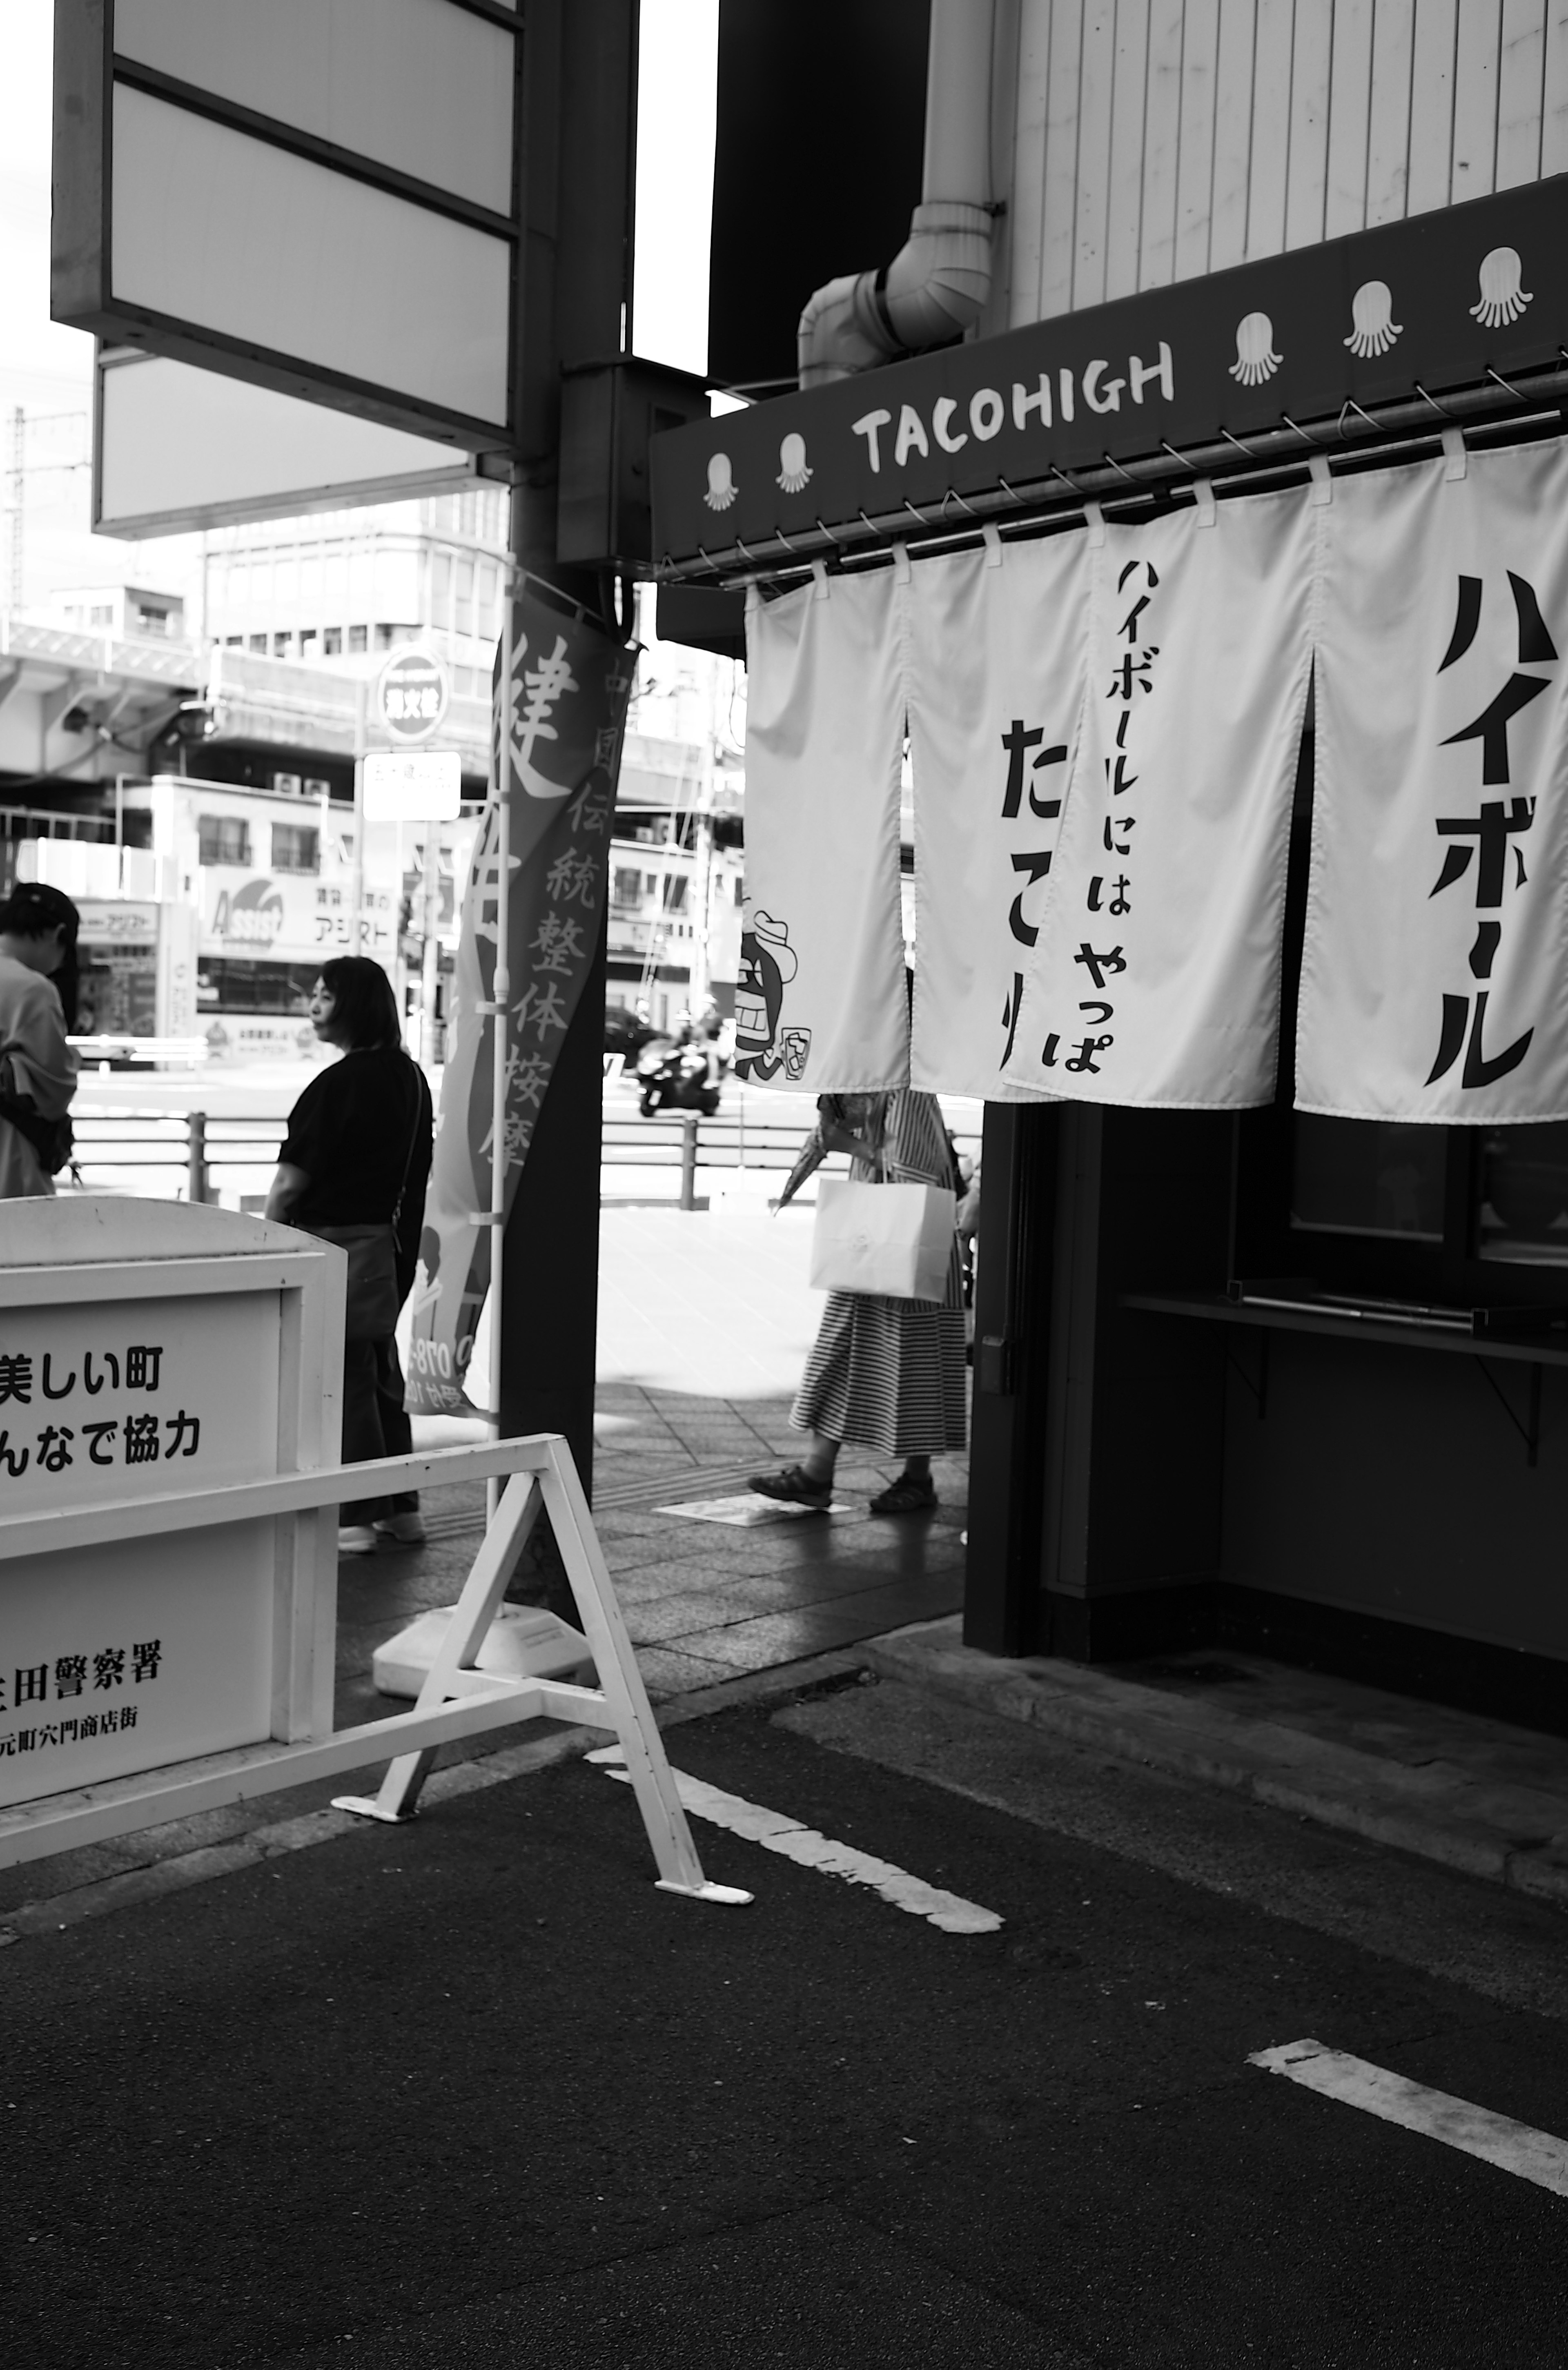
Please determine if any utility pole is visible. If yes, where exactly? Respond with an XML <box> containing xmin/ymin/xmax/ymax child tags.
<box><xmin>8</xmin><ymin>408</ymin><xmax>24</xmax><ymax>612</ymax></box>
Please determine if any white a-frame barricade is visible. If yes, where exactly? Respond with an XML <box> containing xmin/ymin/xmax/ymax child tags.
<box><xmin>0</xmin><ymin>1200</ymin><xmax>748</xmax><ymax>1904</ymax></box>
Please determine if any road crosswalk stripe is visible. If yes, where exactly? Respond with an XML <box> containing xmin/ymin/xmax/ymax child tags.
<box><xmin>1249</xmin><ymin>2040</ymin><xmax>1568</xmax><ymax>2197</ymax></box>
<box><xmin>588</xmin><ymin>1750</ymin><xmax>1002</xmax><ymax>1933</ymax></box>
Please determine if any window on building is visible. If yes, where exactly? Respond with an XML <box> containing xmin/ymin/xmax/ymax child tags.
<box><xmin>298</xmin><ymin>628</ymin><xmax>317</xmax><ymax>656</ymax></box>
<box><xmin>226</xmin><ymin>635</ymin><xmax>243</xmax><ymax>648</ymax></box>
<box><xmin>457</xmin><ymin>555</ymin><xmax>475</xmax><ymax>640</ymax></box>
<box><xmin>374</xmin><ymin>624</ymin><xmax>396</xmax><ymax>650</ymax></box>
<box><xmin>273</xmin><ymin>632</ymin><xmax>292</xmax><ymax>657</ymax></box>
<box><xmin>197</xmin><ymin>958</ymin><xmax>320</xmax><ymax>1015</ymax></box>
<box><xmin>323</xmin><ymin>628</ymin><xmax>342</xmax><ymax>655</ymax></box>
<box><xmin>1291</xmin><ymin>1119</ymin><xmax>1446</xmax><ymax>1244</ymax></box>
<box><xmin>134</xmin><ymin>602</ymin><xmax>172</xmax><ymax>635</ymax></box>
<box><xmin>197</xmin><ymin>816</ymin><xmax>250</xmax><ymax>867</ymax></box>
<box><xmin>248</xmin><ymin>635</ymin><xmax>267</xmax><ymax>654</ymax></box>
<box><xmin>270</xmin><ymin>823</ymin><xmax>319</xmax><ymax>874</ymax></box>
<box><xmin>612</xmin><ymin>868</ymin><xmax>643</xmax><ymax>907</ymax></box>
<box><xmin>348</xmin><ymin>625</ymin><xmax>368</xmax><ymax>653</ymax></box>
<box><xmin>661</xmin><ymin>875</ymin><xmax>688</xmax><ymax>911</ymax></box>
<box><xmin>90</xmin><ymin>603</ymin><xmax>114</xmax><ymax>628</ymax></box>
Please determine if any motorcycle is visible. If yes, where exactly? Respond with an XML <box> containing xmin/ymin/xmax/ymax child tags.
<box><xmin>635</xmin><ymin>1036</ymin><xmax>723</xmax><ymax>1117</ymax></box>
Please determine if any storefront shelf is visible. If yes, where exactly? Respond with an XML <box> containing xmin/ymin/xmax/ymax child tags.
<box><xmin>1121</xmin><ymin>1290</ymin><xmax>1568</xmax><ymax>1370</ymax></box>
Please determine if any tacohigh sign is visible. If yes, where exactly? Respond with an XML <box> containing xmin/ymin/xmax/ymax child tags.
<box><xmin>651</xmin><ymin>173</ymin><xmax>1568</xmax><ymax>570</ymax></box>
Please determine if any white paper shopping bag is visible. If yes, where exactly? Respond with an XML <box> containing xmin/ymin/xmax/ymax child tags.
<box><xmin>809</xmin><ymin>1178</ymin><xmax>956</xmax><ymax>1302</ymax></box>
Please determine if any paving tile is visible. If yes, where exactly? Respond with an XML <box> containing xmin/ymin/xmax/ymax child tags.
<box><xmin>630</xmin><ymin>1644</ymin><xmax>738</xmax><ymax>1702</ymax></box>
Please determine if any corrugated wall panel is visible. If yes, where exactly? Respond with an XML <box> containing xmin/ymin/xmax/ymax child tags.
<box><xmin>1544</xmin><ymin>3</ymin><xmax>1568</xmax><ymax>170</ymax></box>
<box><xmin>1324</xmin><ymin>0</ymin><xmax>1375</xmax><ymax>240</ymax></box>
<box><xmin>1173</xmin><ymin>0</ymin><xmax>1221</xmax><ymax>278</ymax></box>
<box><xmin>1003</xmin><ymin>0</ymin><xmax>1561</xmax><ymax>323</ymax></box>
<box><xmin>1366</xmin><ymin>0</ymin><xmax>1417</xmax><ymax>224</ymax></box>
<box><xmin>1105</xmin><ymin>0</ymin><xmax>1153</xmax><ymax>298</ymax></box>
<box><xmin>1497</xmin><ymin>0</ymin><xmax>1547</xmax><ymax>183</ymax></box>
<box><xmin>1138</xmin><ymin>0</ymin><xmax>1185</xmax><ymax>286</ymax></box>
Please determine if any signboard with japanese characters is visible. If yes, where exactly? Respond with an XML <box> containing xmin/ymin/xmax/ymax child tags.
<box><xmin>906</xmin><ymin>531</ymin><xmax>1087</xmax><ymax>1098</ymax></box>
<box><xmin>376</xmin><ymin>647</ymin><xmax>451</xmax><ymax>747</ymax></box>
<box><xmin>406</xmin><ymin>581</ymin><xmax>636</xmax><ymax>1415</ymax></box>
<box><xmin>736</xmin><ymin>569</ymin><xmax>910</xmax><ymax>1095</ymax></box>
<box><xmin>652</xmin><ymin>173</ymin><xmax>1568</xmax><ymax>569</ymax></box>
<box><xmin>1298</xmin><ymin>439</ymin><xmax>1568</xmax><ymax>1122</ymax></box>
<box><xmin>0</xmin><ymin>1203</ymin><xmax>336</xmax><ymax>1822</ymax></box>
<box><xmin>201</xmin><ymin>870</ymin><xmax>398</xmax><ymax>963</ymax></box>
<box><xmin>1008</xmin><ymin>488</ymin><xmax>1318</xmax><ymax>1107</ymax></box>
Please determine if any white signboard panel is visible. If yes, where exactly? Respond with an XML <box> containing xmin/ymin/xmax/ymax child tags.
<box><xmin>0</xmin><ymin>1291</ymin><xmax>280</xmax><ymax>1513</ymax></box>
<box><xmin>363</xmin><ymin>751</ymin><xmax>463</xmax><ymax>823</ymax></box>
<box><xmin>114</xmin><ymin>0</ymin><xmax>516</xmax><ymax>216</ymax></box>
<box><xmin>97</xmin><ymin>352</ymin><xmax>477</xmax><ymax>538</ymax></box>
<box><xmin>110</xmin><ymin>88</ymin><xmax>511</xmax><ymax>433</ymax></box>
<box><xmin>0</xmin><ymin>1216</ymin><xmax>309</xmax><ymax>1810</ymax></box>
<box><xmin>53</xmin><ymin>0</ymin><xmax>522</xmax><ymax>449</ymax></box>
<box><xmin>0</xmin><ymin>1525</ymin><xmax>274</xmax><ymax>1809</ymax></box>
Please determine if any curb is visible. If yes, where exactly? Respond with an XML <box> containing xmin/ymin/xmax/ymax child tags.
<box><xmin>862</xmin><ymin>1618</ymin><xmax>1568</xmax><ymax>1909</ymax></box>
<box><xmin>0</xmin><ymin>1649</ymin><xmax>865</xmax><ymax>1949</ymax></box>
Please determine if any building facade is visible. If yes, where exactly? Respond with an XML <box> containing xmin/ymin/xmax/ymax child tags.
<box><xmin>657</xmin><ymin>0</ymin><xmax>1568</xmax><ymax>1726</ymax></box>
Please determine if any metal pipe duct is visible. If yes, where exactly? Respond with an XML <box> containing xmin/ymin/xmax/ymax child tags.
<box><xmin>797</xmin><ymin>0</ymin><xmax>996</xmax><ymax>390</ymax></box>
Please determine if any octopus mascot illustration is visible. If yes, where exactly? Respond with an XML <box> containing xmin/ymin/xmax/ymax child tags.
<box><xmin>733</xmin><ymin>907</ymin><xmax>810</xmax><ymax>1082</ymax></box>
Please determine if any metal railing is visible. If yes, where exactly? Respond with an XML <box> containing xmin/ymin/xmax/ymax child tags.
<box><xmin>65</xmin><ymin>1102</ymin><xmax>984</xmax><ymax>1212</ymax></box>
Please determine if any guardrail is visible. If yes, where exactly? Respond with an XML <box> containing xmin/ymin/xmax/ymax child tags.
<box><xmin>65</xmin><ymin>1101</ymin><xmax>984</xmax><ymax>1211</ymax></box>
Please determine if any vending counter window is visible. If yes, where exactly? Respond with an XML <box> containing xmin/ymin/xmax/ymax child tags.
<box><xmin>975</xmin><ymin>790</ymin><xmax>1568</xmax><ymax>1732</ymax></box>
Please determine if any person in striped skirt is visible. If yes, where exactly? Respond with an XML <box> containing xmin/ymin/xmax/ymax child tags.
<box><xmin>750</xmin><ymin>1086</ymin><xmax>967</xmax><ymax>1516</ymax></box>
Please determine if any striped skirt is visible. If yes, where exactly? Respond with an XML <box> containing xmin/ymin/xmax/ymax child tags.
<box><xmin>791</xmin><ymin>1247</ymin><xmax>969</xmax><ymax>1457</ymax></box>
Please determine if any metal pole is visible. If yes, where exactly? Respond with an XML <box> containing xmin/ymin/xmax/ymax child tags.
<box><xmin>351</xmin><ymin>675</ymin><xmax>368</xmax><ymax>956</ymax></box>
<box><xmin>486</xmin><ymin>592</ymin><xmax>514</xmax><ymax>1520</ymax></box>
<box><xmin>679</xmin><ymin>1111</ymin><xmax>699</xmax><ymax>1211</ymax></box>
<box><xmin>421</xmin><ymin>825</ymin><xmax>442</xmax><ymax>1064</ymax></box>
<box><xmin>187</xmin><ymin>1111</ymin><xmax>207</xmax><ymax>1205</ymax></box>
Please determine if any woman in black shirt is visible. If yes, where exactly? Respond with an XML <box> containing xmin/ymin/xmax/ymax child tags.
<box><xmin>265</xmin><ymin>958</ymin><xmax>434</xmax><ymax>1555</ymax></box>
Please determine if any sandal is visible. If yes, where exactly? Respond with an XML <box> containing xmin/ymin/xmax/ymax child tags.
<box><xmin>869</xmin><ymin>1474</ymin><xmax>938</xmax><ymax>1517</ymax></box>
<box><xmin>748</xmin><ymin>1464</ymin><xmax>833</xmax><ymax>1509</ymax></box>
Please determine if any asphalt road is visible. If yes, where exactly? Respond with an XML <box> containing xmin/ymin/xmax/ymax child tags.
<box><xmin>5</xmin><ymin>1673</ymin><xmax>1568</xmax><ymax>2369</ymax></box>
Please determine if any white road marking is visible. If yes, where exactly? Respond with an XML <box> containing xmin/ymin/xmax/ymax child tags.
<box><xmin>1250</xmin><ymin>2039</ymin><xmax>1568</xmax><ymax>2198</ymax></box>
<box><xmin>586</xmin><ymin>1749</ymin><xmax>1001</xmax><ymax>1933</ymax></box>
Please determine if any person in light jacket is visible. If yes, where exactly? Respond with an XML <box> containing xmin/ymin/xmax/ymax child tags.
<box><xmin>0</xmin><ymin>882</ymin><xmax>80</xmax><ymax>1200</ymax></box>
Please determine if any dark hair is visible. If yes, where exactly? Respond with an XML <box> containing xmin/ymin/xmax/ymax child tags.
<box><xmin>317</xmin><ymin>956</ymin><xmax>402</xmax><ymax>1051</ymax></box>
<box><xmin>0</xmin><ymin>882</ymin><xmax>80</xmax><ymax>945</ymax></box>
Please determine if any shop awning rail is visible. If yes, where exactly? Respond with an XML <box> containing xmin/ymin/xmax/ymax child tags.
<box><xmin>653</xmin><ymin>362</ymin><xmax>1568</xmax><ymax>592</ymax></box>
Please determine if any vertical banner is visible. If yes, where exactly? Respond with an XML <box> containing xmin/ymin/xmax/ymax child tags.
<box><xmin>1298</xmin><ymin>440</ymin><xmax>1568</xmax><ymax>1122</ymax></box>
<box><xmin>1001</xmin><ymin>488</ymin><xmax>1318</xmax><ymax>1107</ymax></box>
<box><xmin>405</xmin><ymin>581</ymin><xmax>635</xmax><ymax>1414</ymax></box>
<box><xmin>906</xmin><ymin>530</ymin><xmax>1088</xmax><ymax>1096</ymax></box>
<box><xmin>737</xmin><ymin>569</ymin><xmax>909</xmax><ymax>1091</ymax></box>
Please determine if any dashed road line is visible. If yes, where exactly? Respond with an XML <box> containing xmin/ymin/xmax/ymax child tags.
<box><xmin>1249</xmin><ymin>2039</ymin><xmax>1568</xmax><ymax>2198</ymax></box>
<box><xmin>588</xmin><ymin>1749</ymin><xmax>1002</xmax><ymax>1933</ymax></box>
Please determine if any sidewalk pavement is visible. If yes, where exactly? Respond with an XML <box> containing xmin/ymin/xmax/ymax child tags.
<box><xmin>867</xmin><ymin>1618</ymin><xmax>1568</xmax><ymax>1909</ymax></box>
<box><xmin>10</xmin><ymin>1203</ymin><xmax>1568</xmax><ymax>1940</ymax></box>
<box><xmin>1</xmin><ymin>1204</ymin><xmax>969</xmax><ymax>1934</ymax></box>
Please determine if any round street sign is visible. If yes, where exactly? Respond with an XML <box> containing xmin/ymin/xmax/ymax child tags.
<box><xmin>376</xmin><ymin>645</ymin><xmax>450</xmax><ymax>744</ymax></box>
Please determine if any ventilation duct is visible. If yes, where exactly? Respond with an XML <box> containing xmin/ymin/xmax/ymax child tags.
<box><xmin>797</xmin><ymin>0</ymin><xmax>996</xmax><ymax>389</ymax></box>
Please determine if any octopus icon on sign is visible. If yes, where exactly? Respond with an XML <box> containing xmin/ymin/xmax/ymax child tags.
<box><xmin>1229</xmin><ymin>312</ymin><xmax>1282</xmax><ymax>385</ymax></box>
<box><xmin>704</xmin><ymin>453</ymin><xmax>738</xmax><ymax>511</ymax></box>
<box><xmin>776</xmin><ymin>433</ymin><xmax>813</xmax><ymax>493</ymax></box>
<box><xmin>1470</xmin><ymin>247</ymin><xmax>1532</xmax><ymax>327</ymax></box>
<box><xmin>1344</xmin><ymin>281</ymin><xmax>1403</xmax><ymax>358</ymax></box>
